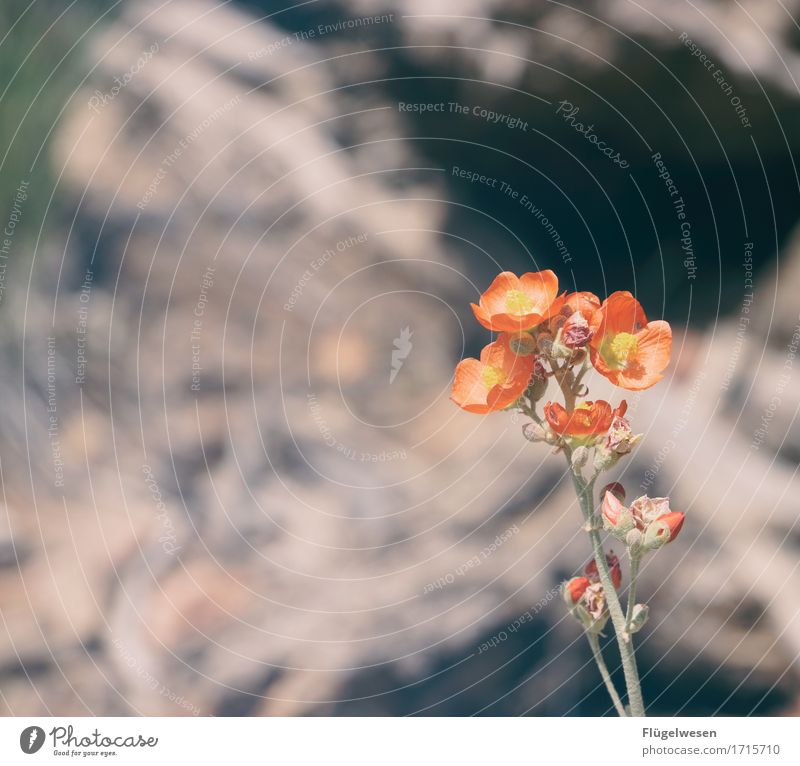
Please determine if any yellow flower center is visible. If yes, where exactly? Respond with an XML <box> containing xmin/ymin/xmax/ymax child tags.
<box><xmin>482</xmin><ymin>365</ymin><xmax>507</xmax><ymax>389</ymax></box>
<box><xmin>603</xmin><ymin>332</ymin><xmax>639</xmax><ymax>368</ymax></box>
<box><xmin>504</xmin><ymin>289</ymin><xmax>534</xmax><ymax>315</ymax></box>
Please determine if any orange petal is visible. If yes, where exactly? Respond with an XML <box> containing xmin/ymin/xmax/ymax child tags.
<box><xmin>470</xmin><ymin>302</ymin><xmax>494</xmax><ymax>331</ymax></box>
<box><xmin>450</xmin><ymin>358</ymin><xmax>491</xmax><ymax>413</ymax></box>
<box><xmin>590</xmin><ymin>291</ymin><xmax>648</xmax><ymax>340</ymax></box>
<box><xmin>480</xmin><ymin>271</ymin><xmax>522</xmax><ymax>315</ymax></box>
<box><xmin>544</xmin><ymin>401</ymin><xmax>569</xmax><ymax>432</ymax></box>
<box><xmin>565</xmin><ymin>291</ymin><xmax>601</xmax><ymax>320</ymax></box>
<box><xmin>617</xmin><ymin>320</ymin><xmax>672</xmax><ymax>390</ymax></box>
<box><xmin>519</xmin><ymin>269</ymin><xmax>558</xmax><ymax>312</ymax></box>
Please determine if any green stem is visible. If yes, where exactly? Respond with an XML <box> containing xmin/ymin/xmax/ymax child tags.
<box><xmin>570</xmin><ymin>468</ymin><xmax>646</xmax><ymax>717</ymax></box>
<box><xmin>586</xmin><ymin>632</ymin><xmax>627</xmax><ymax>717</ymax></box>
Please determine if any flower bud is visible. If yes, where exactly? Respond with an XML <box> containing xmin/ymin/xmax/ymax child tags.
<box><xmin>527</xmin><ymin>372</ymin><xmax>548</xmax><ymax>402</ymax></box>
<box><xmin>601</xmin><ymin>491</ymin><xmax>634</xmax><ymax>538</ymax></box>
<box><xmin>628</xmin><ymin>603</ymin><xmax>649</xmax><ymax>634</ymax></box>
<box><xmin>601</xmin><ymin>482</ymin><xmax>626</xmax><ymax>502</ymax></box>
<box><xmin>643</xmin><ymin>511</ymin><xmax>685</xmax><ymax>550</ymax></box>
<box><xmin>536</xmin><ymin>333</ymin><xmax>554</xmax><ymax>355</ymax></box>
<box><xmin>564</xmin><ymin>576</ymin><xmax>590</xmax><ymax>605</ymax></box>
<box><xmin>508</xmin><ymin>332</ymin><xmax>536</xmax><ymax>356</ymax></box>
<box><xmin>571</xmin><ymin>445</ymin><xmax>589</xmax><ymax>469</ymax></box>
<box><xmin>548</xmin><ymin>328</ymin><xmax>573</xmax><ymax>359</ymax></box>
<box><xmin>522</xmin><ymin>422</ymin><xmax>547</xmax><ymax>442</ymax></box>
<box><xmin>625</xmin><ymin>528</ymin><xmax>644</xmax><ymax>551</ymax></box>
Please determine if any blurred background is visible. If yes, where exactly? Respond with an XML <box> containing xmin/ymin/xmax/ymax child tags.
<box><xmin>1</xmin><ymin>0</ymin><xmax>799</xmax><ymax>716</ymax></box>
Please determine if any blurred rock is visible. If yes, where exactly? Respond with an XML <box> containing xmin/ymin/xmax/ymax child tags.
<box><xmin>0</xmin><ymin>0</ymin><xmax>798</xmax><ymax>717</ymax></box>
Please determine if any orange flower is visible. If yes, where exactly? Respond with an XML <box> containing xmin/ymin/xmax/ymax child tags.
<box><xmin>543</xmin><ymin>399</ymin><xmax>627</xmax><ymax>437</ymax></box>
<box><xmin>450</xmin><ymin>335</ymin><xmax>534</xmax><ymax>414</ymax></box>
<box><xmin>471</xmin><ymin>270</ymin><xmax>566</xmax><ymax>332</ymax></box>
<box><xmin>564</xmin><ymin>291</ymin><xmax>601</xmax><ymax>321</ymax></box>
<box><xmin>589</xmin><ymin>291</ymin><xmax>671</xmax><ymax>390</ymax></box>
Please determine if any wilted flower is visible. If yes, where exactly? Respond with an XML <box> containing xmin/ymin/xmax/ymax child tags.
<box><xmin>562</xmin><ymin>311</ymin><xmax>593</xmax><ymax>349</ymax></box>
<box><xmin>564</xmin><ymin>576</ymin><xmax>591</xmax><ymax>604</ymax></box>
<box><xmin>564</xmin><ymin>577</ymin><xmax>609</xmax><ymax>634</ymax></box>
<box><xmin>593</xmin><ymin>414</ymin><xmax>642</xmax><ymax>470</ymax></box>
<box><xmin>603</xmin><ymin>415</ymin><xmax>642</xmax><ymax>455</ymax></box>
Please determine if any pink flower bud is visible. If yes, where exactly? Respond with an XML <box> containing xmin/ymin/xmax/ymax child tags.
<box><xmin>601</xmin><ymin>482</ymin><xmax>626</xmax><ymax>502</ymax></box>
<box><xmin>643</xmin><ymin>511</ymin><xmax>685</xmax><ymax>550</ymax></box>
<box><xmin>601</xmin><ymin>490</ymin><xmax>634</xmax><ymax>537</ymax></box>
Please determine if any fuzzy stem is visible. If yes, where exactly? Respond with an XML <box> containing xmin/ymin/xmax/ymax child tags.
<box><xmin>626</xmin><ymin>551</ymin><xmax>642</xmax><ymax>630</ymax></box>
<box><xmin>586</xmin><ymin>632</ymin><xmax>627</xmax><ymax>717</ymax></box>
<box><xmin>570</xmin><ymin>469</ymin><xmax>646</xmax><ymax>717</ymax></box>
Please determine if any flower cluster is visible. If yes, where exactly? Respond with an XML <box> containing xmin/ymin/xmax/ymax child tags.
<box><xmin>450</xmin><ymin>269</ymin><xmax>681</xmax><ymax>717</ymax></box>
<box><xmin>564</xmin><ymin>553</ymin><xmax>622</xmax><ymax>634</ymax></box>
<box><xmin>602</xmin><ymin>492</ymin><xmax>685</xmax><ymax>553</ymax></box>
<box><xmin>451</xmin><ymin>270</ymin><xmax>671</xmax><ymax>418</ymax></box>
